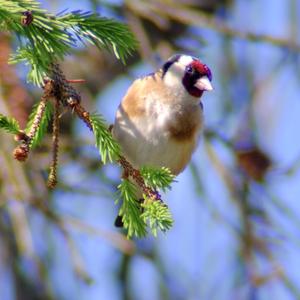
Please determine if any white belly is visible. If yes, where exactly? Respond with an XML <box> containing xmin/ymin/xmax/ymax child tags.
<box><xmin>113</xmin><ymin>102</ymin><xmax>202</xmax><ymax>175</ymax></box>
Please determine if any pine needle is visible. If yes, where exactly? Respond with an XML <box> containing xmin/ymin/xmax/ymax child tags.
<box><xmin>141</xmin><ymin>199</ymin><xmax>173</xmax><ymax>237</ymax></box>
<box><xmin>0</xmin><ymin>114</ymin><xmax>20</xmax><ymax>135</ymax></box>
<box><xmin>90</xmin><ymin>113</ymin><xmax>120</xmax><ymax>164</ymax></box>
<box><xmin>140</xmin><ymin>166</ymin><xmax>175</xmax><ymax>192</ymax></box>
<box><xmin>1</xmin><ymin>1</ymin><xmax>138</xmax><ymax>85</ymax></box>
<box><xmin>117</xmin><ymin>179</ymin><xmax>147</xmax><ymax>238</ymax></box>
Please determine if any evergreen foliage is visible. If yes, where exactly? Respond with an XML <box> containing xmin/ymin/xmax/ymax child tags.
<box><xmin>142</xmin><ymin>199</ymin><xmax>173</xmax><ymax>237</ymax></box>
<box><xmin>90</xmin><ymin>113</ymin><xmax>121</xmax><ymax>164</ymax></box>
<box><xmin>0</xmin><ymin>0</ymin><xmax>174</xmax><ymax>238</ymax></box>
<box><xmin>141</xmin><ymin>166</ymin><xmax>175</xmax><ymax>192</ymax></box>
<box><xmin>0</xmin><ymin>114</ymin><xmax>20</xmax><ymax>135</ymax></box>
<box><xmin>117</xmin><ymin>179</ymin><xmax>147</xmax><ymax>238</ymax></box>
<box><xmin>0</xmin><ymin>0</ymin><xmax>137</xmax><ymax>85</ymax></box>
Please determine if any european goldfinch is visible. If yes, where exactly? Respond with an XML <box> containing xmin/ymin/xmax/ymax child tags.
<box><xmin>113</xmin><ymin>54</ymin><xmax>213</xmax><ymax>226</ymax></box>
<box><xmin>113</xmin><ymin>54</ymin><xmax>212</xmax><ymax>175</ymax></box>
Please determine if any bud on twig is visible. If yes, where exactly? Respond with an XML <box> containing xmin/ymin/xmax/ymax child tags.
<box><xmin>14</xmin><ymin>131</ymin><xmax>29</xmax><ymax>142</ymax></box>
<box><xmin>13</xmin><ymin>143</ymin><xmax>29</xmax><ymax>161</ymax></box>
<box><xmin>21</xmin><ymin>10</ymin><xmax>34</xmax><ymax>26</ymax></box>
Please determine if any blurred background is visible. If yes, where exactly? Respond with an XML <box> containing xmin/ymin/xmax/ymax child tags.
<box><xmin>1</xmin><ymin>0</ymin><xmax>300</xmax><ymax>299</ymax></box>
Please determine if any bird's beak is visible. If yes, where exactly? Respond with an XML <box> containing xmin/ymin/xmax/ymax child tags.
<box><xmin>194</xmin><ymin>76</ymin><xmax>213</xmax><ymax>91</ymax></box>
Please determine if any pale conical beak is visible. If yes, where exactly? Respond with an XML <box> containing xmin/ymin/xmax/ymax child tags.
<box><xmin>194</xmin><ymin>76</ymin><xmax>213</xmax><ymax>91</ymax></box>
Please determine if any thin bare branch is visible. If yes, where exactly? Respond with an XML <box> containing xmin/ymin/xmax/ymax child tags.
<box><xmin>135</xmin><ymin>1</ymin><xmax>300</xmax><ymax>52</ymax></box>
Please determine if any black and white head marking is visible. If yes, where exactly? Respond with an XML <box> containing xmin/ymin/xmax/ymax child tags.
<box><xmin>161</xmin><ymin>54</ymin><xmax>213</xmax><ymax>98</ymax></box>
<box><xmin>161</xmin><ymin>54</ymin><xmax>181</xmax><ymax>77</ymax></box>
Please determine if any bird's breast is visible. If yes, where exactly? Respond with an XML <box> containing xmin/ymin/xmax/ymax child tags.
<box><xmin>113</xmin><ymin>89</ymin><xmax>203</xmax><ymax>175</ymax></box>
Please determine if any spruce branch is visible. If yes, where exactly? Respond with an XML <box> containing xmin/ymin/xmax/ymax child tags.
<box><xmin>1</xmin><ymin>0</ymin><xmax>138</xmax><ymax>85</ymax></box>
<box><xmin>90</xmin><ymin>114</ymin><xmax>121</xmax><ymax>164</ymax></box>
<box><xmin>8</xmin><ymin>62</ymin><xmax>174</xmax><ymax>238</ymax></box>
<box><xmin>141</xmin><ymin>199</ymin><xmax>173</xmax><ymax>237</ymax></box>
<box><xmin>50</xmin><ymin>62</ymin><xmax>82</xmax><ymax>107</ymax></box>
<box><xmin>25</xmin><ymin>80</ymin><xmax>52</xmax><ymax>143</ymax></box>
<box><xmin>117</xmin><ymin>179</ymin><xmax>147</xmax><ymax>238</ymax></box>
<box><xmin>1</xmin><ymin>0</ymin><xmax>173</xmax><ymax>237</ymax></box>
<box><xmin>140</xmin><ymin>166</ymin><xmax>175</xmax><ymax>192</ymax></box>
<box><xmin>56</xmin><ymin>11</ymin><xmax>137</xmax><ymax>62</ymax></box>
<box><xmin>0</xmin><ymin>114</ymin><xmax>21</xmax><ymax>135</ymax></box>
<box><xmin>117</xmin><ymin>156</ymin><xmax>163</xmax><ymax>202</ymax></box>
<box><xmin>25</xmin><ymin>99</ymin><xmax>53</xmax><ymax>149</ymax></box>
<box><xmin>13</xmin><ymin>79</ymin><xmax>54</xmax><ymax>161</ymax></box>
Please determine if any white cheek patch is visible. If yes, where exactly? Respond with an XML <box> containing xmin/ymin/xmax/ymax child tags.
<box><xmin>163</xmin><ymin>55</ymin><xmax>194</xmax><ymax>88</ymax></box>
<box><xmin>163</xmin><ymin>65</ymin><xmax>183</xmax><ymax>88</ymax></box>
<box><xmin>163</xmin><ymin>54</ymin><xmax>204</xmax><ymax>101</ymax></box>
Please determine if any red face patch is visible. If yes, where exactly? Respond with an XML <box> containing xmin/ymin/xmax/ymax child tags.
<box><xmin>182</xmin><ymin>59</ymin><xmax>212</xmax><ymax>97</ymax></box>
<box><xmin>191</xmin><ymin>61</ymin><xmax>212</xmax><ymax>81</ymax></box>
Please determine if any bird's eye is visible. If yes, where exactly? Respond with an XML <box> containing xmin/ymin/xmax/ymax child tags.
<box><xmin>186</xmin><ymin>66</ymin><xmax>193</xmax><ymax>74</ymax></box>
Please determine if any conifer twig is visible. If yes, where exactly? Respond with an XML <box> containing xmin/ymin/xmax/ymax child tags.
<box><xmin>13</xmin><ymin>79</ymin><xmax>54</xmax><ymax>161</ymax></box>
<box><xmin>118</xmin><ymin>156</ymin><xmax>162</xmax><ymax>202</ymax></box>
<box><xmin>1</xmin><ymin>1</ymin><xmax>138</xmax><ymax>85</ymax></box>
<box><xmin>47</xmin><ymin>98</ymin><xmax>60</xmax><ymax>188</ymax></box>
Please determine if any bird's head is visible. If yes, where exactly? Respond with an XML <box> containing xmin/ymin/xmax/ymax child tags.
<box><xmin>162</xmin><ymin>54</ymin><xmax>213</xmax><ymax>98</ymax></box>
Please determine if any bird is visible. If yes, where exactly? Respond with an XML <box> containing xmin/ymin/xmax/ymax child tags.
<box><xmin>112</xmin><ymin>54</ymin><xmax>213</xmax><ymax>226</ymax></box>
